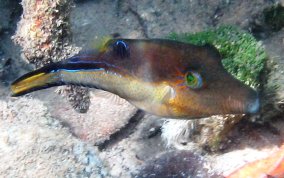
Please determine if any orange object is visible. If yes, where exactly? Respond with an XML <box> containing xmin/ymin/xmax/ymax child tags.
<box><xmin>227</xmin><ymin>145</ymin><xmax>284</xmax><ymax>178</ymax></box>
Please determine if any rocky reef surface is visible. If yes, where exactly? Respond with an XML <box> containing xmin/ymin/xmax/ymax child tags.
<box><xmin>0</xmin><ymin>0</ymin><xmax>284</xmax><ymax>177</ymax></box>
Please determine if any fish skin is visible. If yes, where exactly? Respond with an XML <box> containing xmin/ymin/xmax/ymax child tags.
<box><xmin>11</xmin><ymin>39</ymin><xmax>259</xmax><ymax>119</ymax></box>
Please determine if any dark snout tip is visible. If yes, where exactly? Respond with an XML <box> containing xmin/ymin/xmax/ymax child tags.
<box><xmin>246</xmin><ymin>93</ymin><xmax>260</xmax><ymax>114</ymax></box>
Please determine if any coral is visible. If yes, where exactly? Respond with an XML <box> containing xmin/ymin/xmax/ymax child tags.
<box><xmin>58</xmin><ymin>85</ymin><xmax>91</xmax><ymax>113</ymax></box>
<box><xmin>168</xmin><ymin>26</ymin><xmax>267</xmax><ymax>89</ymax></box>
<box><xmin>13</xmin><ymin>0</ymin><xmax>76</xmax><ymax>66</ymax></box>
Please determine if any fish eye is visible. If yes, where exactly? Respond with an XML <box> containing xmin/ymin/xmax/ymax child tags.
<box><xmin>185</xmin><ymin>71</ymin><xmax>203</xmax><ymax>89</ymax></box>
<box><xmin>113</xmin><ymin>40</ymin><xmax>129</xmax><ymax>58</ymax></box>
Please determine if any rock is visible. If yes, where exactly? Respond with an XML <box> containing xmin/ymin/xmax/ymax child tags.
<box><xmin>99</xmin><ymin>114</ymin><xmax>166</xmax><ymax>178</ymax></box>
<box><xmin>217</xmin><ymin>0</ymin><xmax>274</xmax><ymax>29</ymax></box>
<box><xmin>0</xmin><ymin>57</ymin><xmax>10</xmax><ymax>79</ymax></box>
<box><xmin>134</xmin><ymin>150</ymin><xmax>220</xmax><ymax>178</ymax></box>
<box><xmin>13</xmin><ymin>0</ymin><xmax>77</xmax><ymax>66</ymax></box>
<box><xmin>262</xmin><ymin>29</ymin><xmax>284</xmax><ymax>120</ymax></box>
<box><xmin>0</xmin><ymin>98</ymin><xmax>108</xmax><ymax>177</ymax></box>
<box><xmin>58</xmin><ymin>85</ymin><xmax>91</xmax><ymax>113</ymax></box>
<box><xmin>70</xmin><ymin>0</ymin><xmax>145</xmax><ymax>47</ymax></box>
<box><xmin>0</xmin><ymin>0</ymin><xmax>15</xmax><ymax>32</ymax></box>
<box><xmin>49</xmin><ymin>90</ymin><xmax>138</xmax><ymax>145</ymax></box>
<box><xmin>126</xmin><ymin>0</ymin><xmax>228</xmax><ymax>37</ymax></box>
<box><xmin>161</xmin><ymin>115</ymin><xmax>244</xmax><ymax>152</ymax></box>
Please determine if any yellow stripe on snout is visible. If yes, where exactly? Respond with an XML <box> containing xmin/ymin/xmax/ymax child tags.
<box><xmin>11</xmin><ymin>72</ymin><xmax>55</xmax><ymax>96</ymax></box>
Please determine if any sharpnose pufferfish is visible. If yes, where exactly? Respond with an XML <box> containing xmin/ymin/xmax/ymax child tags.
<box><xmin>11</xmin><ymin>39</ymin><xmax>259</xmax><ymax>119</ymax></box>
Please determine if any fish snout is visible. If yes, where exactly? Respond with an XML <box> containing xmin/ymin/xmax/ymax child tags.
<box><xmin>244</xmin><ymin>92</ymin><xmax>260</xmax><ymax>114</ymax></box>
<box><xmin>223</xmin><ymin>85</ymin><xmax>260</xmax><ymax>115</ymax></box>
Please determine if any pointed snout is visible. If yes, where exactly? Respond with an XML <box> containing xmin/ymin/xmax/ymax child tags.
<box><xmin>218</xmin><ymin>76</ymin><xmax>261</xmax><ymax>116</ymax></box>
<box><xmin>244</xmin><ymin>92</ymin><xmax>260</xmax><ymax>114</ymax></box>
<box><xmin>225</xmin><ymin>87</ymin><xmax>260</xmax><ymax>115</ymax></box>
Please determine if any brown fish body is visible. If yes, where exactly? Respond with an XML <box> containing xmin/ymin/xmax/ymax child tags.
<box><xmin>11</xmin><ymin>39</ymin><xmax>259</xmax><ymax>118</ymax></box>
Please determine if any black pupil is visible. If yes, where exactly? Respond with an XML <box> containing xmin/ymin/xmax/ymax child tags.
<box><xmin>113</xmin><ymin>40</ymin><xmax>129</xmax><ymax>58</ymax></box>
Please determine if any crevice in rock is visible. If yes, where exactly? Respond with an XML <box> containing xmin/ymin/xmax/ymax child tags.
<box><xmin>115</xmin><ymin>0</ymin><xmax>148</xmax><ymax>38</ymax></box>
<box><xmin>250</xmin><ymin>4</ymin><xmax>284</xmax><ymax>39</ymax></box>
<box><xmin>128</xmin><ymin>7</ymin><xmax>149</xmax><ymax>38</ymax></box>
<box><xmin>98</xmin><ymin>109</ymin><xmax>145</xmax><ymax>151</ymax></box>
<box><xmin>211</xmin><ymin>6</ymin><xmax>223</xmax><ymax>27</ymax></box>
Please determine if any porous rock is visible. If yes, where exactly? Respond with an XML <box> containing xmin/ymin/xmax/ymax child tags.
<box><xmin>13</xmin><ymin>0</ymin><xmax>90</xmax><ymax>113</ymax></box>
<box><xmin>0</xmin><ymin>0</ymin><xmax>16</xmax><ymax>32</ymax></box>
<box><xmin>0</xmin><ymin>97</ymin><xmax>107</xmax><ymax>177</ymax></box>
<box><xmin>162</xmin><ymin>115</ymin><xmax>244</xmax><ymax>152</ymax></box>
<box><xmin>134</xmin><ymin>150</ymin><xmax>220</xmax><ymax>178</ymax></box>
<box><xmin>261</xmin><ymin>29</ymin><xmax>284</xmax><ymax>120</ymax></box>
<box><xmin>50</xmin><ymin>89</ymin><xmax>137</xmax><ymax>145</ymax></box>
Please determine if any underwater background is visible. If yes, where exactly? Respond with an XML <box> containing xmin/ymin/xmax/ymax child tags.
<box><xmin>0</xmin><ymin>0</ymin><xmax>284</xmax><ymax>177</ymax></box>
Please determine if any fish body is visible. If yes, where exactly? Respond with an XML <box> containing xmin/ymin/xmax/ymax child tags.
<box><xmin>11</xmin><ymin>39</ymin><xmax>259</xmax><ymax>118</ymax></box>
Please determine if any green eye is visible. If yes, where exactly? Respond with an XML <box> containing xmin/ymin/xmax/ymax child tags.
<box><xmin>185</xmin><ymin>71</ymin><xmax>203</xmax><ymax>89</ymax></box>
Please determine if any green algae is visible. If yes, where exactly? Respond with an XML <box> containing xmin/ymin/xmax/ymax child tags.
<box><xmin>168</xmin><ymin>26</ymin><xmax>267</xmax><ymax>89</ymax></box>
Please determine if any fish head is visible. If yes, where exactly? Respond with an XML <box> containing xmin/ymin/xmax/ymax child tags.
<box><xmin>91</xmin><ymin>39</ymin><xmax>259</xmax><ymax>118</ymax></box>
<box><xmin>139</xmin><ymin>41</ymin><xmax>260</xmax><ymax>118</ymax></box>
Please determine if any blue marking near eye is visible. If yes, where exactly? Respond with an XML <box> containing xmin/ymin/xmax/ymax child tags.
<box><xmin>191</xmin><ymin>72</ymin><xmax>203</xmax><ymax>89</ymax></box>
<box><xmin>195</xmin><ymin>73</ymin><xmax>203</xmax><ymax>88</ymax></box>
<box><xmin>185</xmin><ymin>71</ymin><xmax>203</xmax><ymax>89</ymax></box>
<box><xmin>113</xmin><ymin>40</ymin><xmax>130</xmax><ymax>58</ymax></box>
<box><xmin>115</xmin><ymin>40</ymin><xmax>128</xmax><ymax>49</ymax></box>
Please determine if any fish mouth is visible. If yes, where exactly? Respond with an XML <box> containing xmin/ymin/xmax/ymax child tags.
<box><xmin>225</xmin><ymin>89</ymin><xmax>260</xmax><ymax>115</ymax></box>
<box><xmin>10</xmin><ymin>59</ymin><xmax>118</xmax><ymax>97</ymax></box>
<box><xmin>244</xmin><ymin>92</ymin><xmax>260</xmax><ymax>114</ymax></box>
